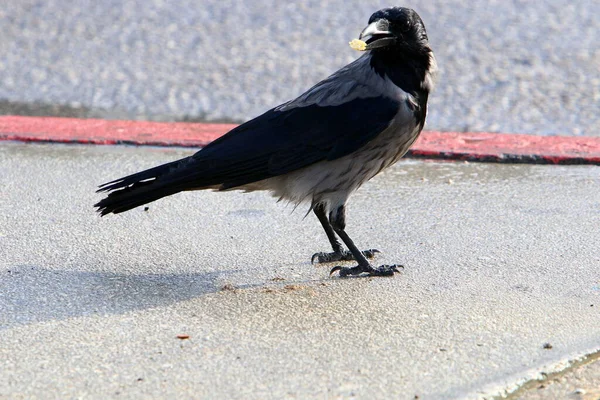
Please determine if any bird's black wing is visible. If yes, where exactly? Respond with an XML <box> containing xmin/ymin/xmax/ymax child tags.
<box><xmin>97</xmin><ymin>95</ymin><xmax>401</xmax><ymax>195</ymax></box>
<box><xmin>183</xmin><ymin>96</ymin><xmax>400</xmax><ymax>189</ymax></box>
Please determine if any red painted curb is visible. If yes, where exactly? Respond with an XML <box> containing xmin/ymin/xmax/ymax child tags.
<box><xmin>0</xmin><ymin>116</ymin><xmax>235</xmax><ymax>147</ymax></box>
<box><xmin>412</xmin><ymin>131</ymin><xmax>600</xmax><ymax>165</ymax></box>
<box><xmin>1</xmin><ymin>115</ymin><xmax>599</xmax><ymax>165</ymax></box>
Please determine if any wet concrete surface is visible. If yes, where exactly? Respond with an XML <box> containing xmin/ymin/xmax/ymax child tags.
<box><xmin>1</xmin><ymin>142</ymin><xmax>599</xmax><ymax>398</ymax></box>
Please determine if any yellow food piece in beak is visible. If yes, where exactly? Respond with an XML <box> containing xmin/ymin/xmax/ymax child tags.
<box><xmin>349</xmin><ymin>39</ymin><xmax>367</xmax><ymax>51</ymax></box>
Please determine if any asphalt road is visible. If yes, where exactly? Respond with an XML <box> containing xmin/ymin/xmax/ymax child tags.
<box><xmin>1</xmin><ymin>142</ymin><xmax>599</xmax><ymax>398</ymax></box>
<box><xmin>1</xmin><ymin>0</ymin><xmax>599</xmax><ymax>135</ymax></box>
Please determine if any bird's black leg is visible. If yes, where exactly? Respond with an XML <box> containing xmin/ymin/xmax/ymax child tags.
<box><xmin>311</xmin><ymin>203</ymin><xmax>379</xmax><ymax>264</ymax></box>
<box><xmin>327</xmin><ymin>205</ymin><xmax>402</xmax><ymax>277</ymax></box>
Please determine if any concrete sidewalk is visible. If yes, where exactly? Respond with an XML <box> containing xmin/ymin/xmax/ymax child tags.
<box><xmin>1</xmin><ymin>142</ymin><xmax>598</xmax><ymax>398</ymax></box>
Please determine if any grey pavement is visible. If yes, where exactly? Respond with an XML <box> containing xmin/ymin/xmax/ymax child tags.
<box><xmin>1</xmin><ymin>0</ymin><xmax>599</xmax><ymax>136</ymax></box>
<box><xmin>1</xmin><ymin>142</ymin><xmax>599</xmax><ymax>399</ymax></box>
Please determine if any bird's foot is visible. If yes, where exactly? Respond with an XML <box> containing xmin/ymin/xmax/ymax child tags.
<box><xmin>330</xmin><ymin>264</ymin><xmax>403</xmax><ymax>278</ymax></box>
<box><xmin>311</xmin><ymin>249</ymin><xmax>379</xmax><ymax>264</ymax></box>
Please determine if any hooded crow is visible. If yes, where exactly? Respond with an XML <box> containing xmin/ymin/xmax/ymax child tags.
<box><xmin>95</xmin><ymin>6</ymin><xmax>437</xmax><ymax>277</ymax></box>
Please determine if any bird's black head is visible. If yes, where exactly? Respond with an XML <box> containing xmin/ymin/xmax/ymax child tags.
<box><xmin>353</xmin><ymin>7</ymin><xmax>436</xmax><ymax>128</ymax></box>
<box><xmin>356</xmin><ymin>7</ymin><xmax>430</xmax><ymax>56</ymax></box>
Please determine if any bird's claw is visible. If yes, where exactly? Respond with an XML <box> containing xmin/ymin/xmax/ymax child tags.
<box><xmin>329</xmin><ymin>264</ymin><xmax>403</xmax><ymax>277</ymax></box>
<box><xmin>312</xmin><ymin>249</ymin><xmax>380</xmax><ymax>264</ymax></box>
<box><xmin>370</xmin><ymin>264</ymin><xmax>403</xmax><ymax>276</ymax></box>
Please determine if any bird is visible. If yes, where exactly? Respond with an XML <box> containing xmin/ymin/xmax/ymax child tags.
<box><xmin>95</xmin><ymin>6</ymin><xmax>437</xmax><ymax>277</ymax></box>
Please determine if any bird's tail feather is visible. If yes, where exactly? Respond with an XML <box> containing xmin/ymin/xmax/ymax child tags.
<box><xmin>95</xmin><ymin>158</ymin><xmax>188</xmax><ymax>216</ymax></box>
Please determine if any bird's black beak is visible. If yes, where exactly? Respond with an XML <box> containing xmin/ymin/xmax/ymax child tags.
<box><xmin>358</xmin><ymin>19</ymin><xmax>396</xmax><ymax>50</ymax></box>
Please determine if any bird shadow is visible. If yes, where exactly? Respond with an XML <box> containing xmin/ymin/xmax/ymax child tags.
<box><xmin>0</xmin><ymin>264</ymin><xmax>236</xmax><ymax>330</ymax></box>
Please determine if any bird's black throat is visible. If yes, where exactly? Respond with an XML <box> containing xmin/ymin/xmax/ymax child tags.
<box><xmin>369</xmin><ymin>48</ymin><xmax>432</xmax><ymax>128</ymax></box>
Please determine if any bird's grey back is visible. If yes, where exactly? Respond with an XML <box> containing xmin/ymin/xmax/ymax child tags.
<box><xmin>278</xmin><ymin>53</ymin><xmax>411</xmax><ymax>110</ymax></box>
